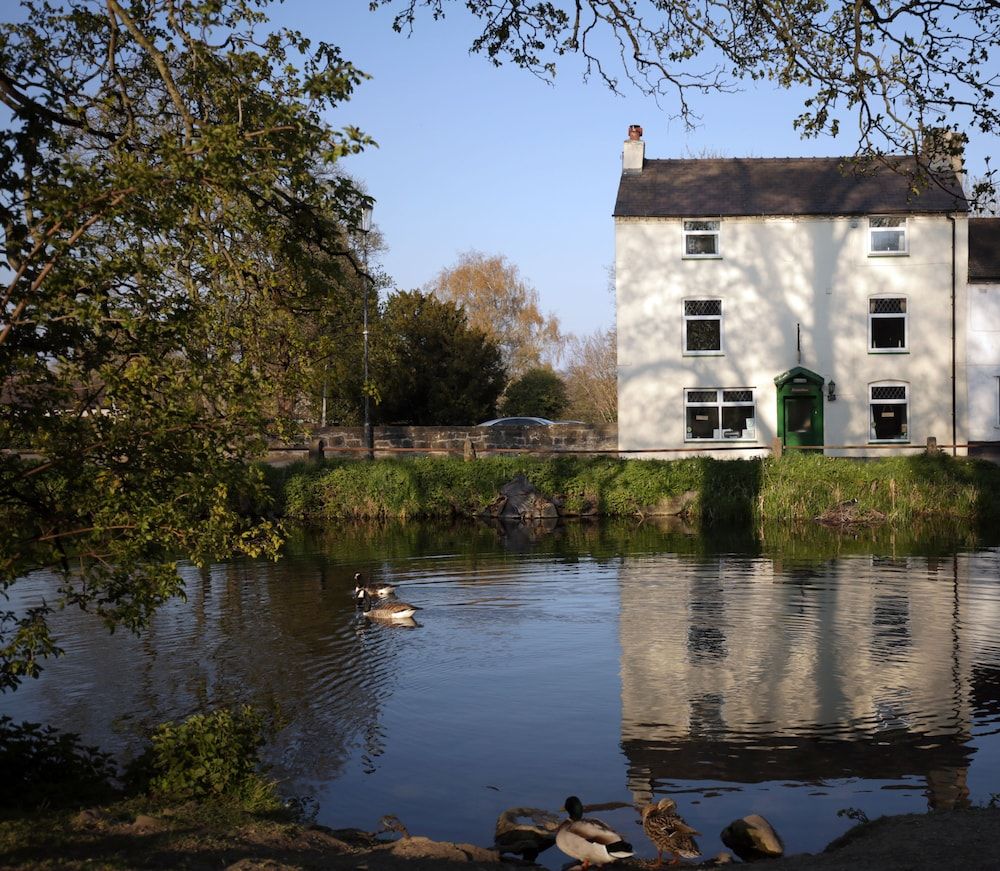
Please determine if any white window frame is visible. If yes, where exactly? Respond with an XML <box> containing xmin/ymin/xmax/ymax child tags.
<box><xmin>868</xmin><ymin>295</ymin><xmax>909</xmax><ymax>353</ymax></box>
<box><xmin>996</xmin><ymin>375</ymin><xmax>1000</xmax><ymax>428</ymax></box>
<box><xmin>868</xmin><ymin>216</ymin><xmax>908</xmax><ymax>256</ymax></box>
<box><xmin>683</xmin><ymin>298</ymin><xmax>724</xmax><ymax>355</ymax></box>
<box><xmin>684</xmin><ymin>388</ymin><xmax>757</xmax><ymax>442</ymax></box>
<box><xmin>869</xmin><ymin>381</ymin><xmax>910</xmax><ymax>443</ymax></box>
<box><xmin>683</xmin><ymin>219</ymin><xmax>721</xmax><ymax>258</ymax></box>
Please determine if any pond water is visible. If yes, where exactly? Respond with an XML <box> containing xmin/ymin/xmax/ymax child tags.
<box><xmin>4</xmin><ymin>519</ymin><xmax>1000</xmax><ymax>867</ymax></box>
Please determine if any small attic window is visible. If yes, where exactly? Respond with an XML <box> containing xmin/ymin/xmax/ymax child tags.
<box><xmin>684</xmin><ymin>220</ymin><xmax>721</xmax><ymax>257</ymax></box>
<box><xmin>869</xmin><ymin>216</ymin><xmax>908</xmax><ymax>255</ymax></box>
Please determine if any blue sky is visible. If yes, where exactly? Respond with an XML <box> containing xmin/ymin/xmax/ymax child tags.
<box><xmin>276</xmin><ymin>2</ymin><xmax>997</xmax><ymax>339</ymax></box>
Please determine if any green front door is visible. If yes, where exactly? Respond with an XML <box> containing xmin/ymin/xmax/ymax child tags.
<box><xmin>774</xmin><ymin>366</ymin><xmax>825</xmax><ymax>449</ymax></box>
<box><xmin>783</xmin><ymin>395</ymin><xmax>823</xmax><ymax>447</ymax></box>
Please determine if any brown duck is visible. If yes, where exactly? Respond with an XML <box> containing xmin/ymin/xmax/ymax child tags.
<box><xmin>640</xmin><ymin>798</ymin><xmax>700</xmax><ymax>866</ymax></box>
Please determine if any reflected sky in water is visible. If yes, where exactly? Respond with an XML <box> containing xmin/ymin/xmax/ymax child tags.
<box><xmin>3</xmin><ymin>520</ymin><xmax>1000</xmax><ymax>868</ymax></box>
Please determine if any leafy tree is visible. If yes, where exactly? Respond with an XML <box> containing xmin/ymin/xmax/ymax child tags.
<box><xmin>301</xmin><ymin>217</ymin><xmax>392</xmax><ymax>426</ymax></box>
<box><xmin>0</xmin><ymin>0</ymin><xmax>371</xmax><ymax>689</ymax></box>
<box><xmin>563</xmin><ymin>328</ymin><xmax>617</xmax><ymax>424</ymax></box>
<box><xmin>967</xmin><ymin>175</ymin><xmax>998</xmax><ymax>217</ymax></box>
<box><xmin>374</xmin><ymin>0</ymin><xmax>998</xmax><ymax>199</ymax></box>
<box><xmin>500</xmin><ymin>367</ymin><xmax>568</xmax><ymax>419</ymax></box>
<box><xmin>425</xmin><ymin>250</ymin><xmax>562</xmax><ymax>379</ymax></box>
<box><xmin>371</xmin><ymin>290</ymin><xmax>506</xmax><ymax>424</ymax></box>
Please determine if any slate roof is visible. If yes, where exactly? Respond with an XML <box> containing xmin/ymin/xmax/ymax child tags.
<box><xmin>969</xmin><ymin>217</ymin><xmax>1000</xmax><ymax>281</ymax></box>
<box><xmin>614</xmin><ymin>156</ymin><xmax>967</xmax><ymax>218</ymax></box>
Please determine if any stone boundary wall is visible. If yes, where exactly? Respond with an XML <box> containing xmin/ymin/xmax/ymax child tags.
<box><xmin>267</xmin><ymin>424</ymin><xmax>618</xmax><ymax>462</ymax></box>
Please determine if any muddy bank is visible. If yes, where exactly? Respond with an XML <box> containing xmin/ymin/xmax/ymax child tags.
<box><xmin>330</xmin><ymin>806</ymin><xmax>1000</xmax><ymax>870</ymax></box>
<box><xmin>3</xmin><ymin>805</ymin><xmax>997</xmax><ymax>870</ymax></box>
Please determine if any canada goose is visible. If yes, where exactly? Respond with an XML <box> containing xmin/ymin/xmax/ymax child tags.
<box><xmin>353</xmin><ymin>571</ymin><xmax>396</xmax><ymax>600</ymax></box>
<box><xmin>555</xmin><ymin>795</ymin><xmax>633</xmax><ymax>868</ymax></box>
<box><xmin>359</xmin><ymin>590</ymin><xmax>420</xmax><ymax>620</ymax></box>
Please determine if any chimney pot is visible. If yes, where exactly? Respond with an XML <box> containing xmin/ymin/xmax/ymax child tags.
<box><xmin>628</xmin><ymin>124</ymin><xmax>643</xmax><ymax>141</ymax></box>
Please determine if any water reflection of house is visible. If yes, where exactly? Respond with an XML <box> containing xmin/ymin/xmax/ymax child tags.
<box><xmin>618</xmin><ymin>555</ymin><xmax>1000</xmax><ymax>810</ymax></box>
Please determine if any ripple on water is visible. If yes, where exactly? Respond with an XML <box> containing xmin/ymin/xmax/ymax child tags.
<box><xmin>4</xmin><ymin>534</ymin><xmax>1000</xmax><ymax>867</ymax></box>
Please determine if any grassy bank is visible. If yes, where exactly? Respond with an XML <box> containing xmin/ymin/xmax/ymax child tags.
<box><xmin>268</xmin><ymin>452</ymin><xmax>1000</xmax><ymax>526</ymax></box>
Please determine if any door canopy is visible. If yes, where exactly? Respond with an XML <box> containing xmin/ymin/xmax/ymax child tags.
<box><xmin>773</xmin><ymin>366</ymin><xmax>825</xmax><ymax>390</ymax></box>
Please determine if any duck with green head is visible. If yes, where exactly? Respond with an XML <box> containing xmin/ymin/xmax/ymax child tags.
<box><xmin>555</xmin><ymin>795</ymin><xmax>633</xmax><ymax>869</ymax></box>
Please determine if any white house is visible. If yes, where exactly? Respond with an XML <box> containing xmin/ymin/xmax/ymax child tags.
<box><xmin>967</xmin><ymin>218</ymin><xmax>1000</xmax><ymax>450</ymax></box>
<box><xmin>614</xmin><ymin>128</ymin><xmax>969</xmax><ymax>458</ymax></box>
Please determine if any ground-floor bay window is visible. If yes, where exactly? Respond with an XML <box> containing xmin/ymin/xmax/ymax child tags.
<box><xmin>869</xmin><ymin>382</ymin><xmax>909</xmax><ymax>442</ymax></box>
<box><xmin>684</xmin><ymin>388</ymin><xmax>756</xmax><ymax>441</ymax></box>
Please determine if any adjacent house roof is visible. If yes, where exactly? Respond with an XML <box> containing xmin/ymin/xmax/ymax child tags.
<box><xmin>969</xmin><ymin>218</ymin><xmax>1000</xmax><ymax>282</ymax></box>
<box><xmin>614</xmin><ymin>156</ymin><xmax>967</xmax><ymax>218</ymax></box>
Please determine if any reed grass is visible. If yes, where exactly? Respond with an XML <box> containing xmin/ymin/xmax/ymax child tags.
<box><xmin>271</xmin><ymin>452</ymin><xmax>1000</xmax><ymax>526</ymax></box>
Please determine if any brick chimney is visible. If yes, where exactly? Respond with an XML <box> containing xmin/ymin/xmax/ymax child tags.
<box><xmin>922</xmin><ymin>127</ymin><xmax>966</xmax><ymax>177</ymax></box>
<box><xmin>623</xmin><ymin>124</ymin><xmax>644</xmax><ymax>174</ymax></box>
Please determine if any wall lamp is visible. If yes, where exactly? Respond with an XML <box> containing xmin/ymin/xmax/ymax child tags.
<box><xmin>827</xmin><ymin>379</ymin><xmax>837</xmax><ymax>402</ymax></box>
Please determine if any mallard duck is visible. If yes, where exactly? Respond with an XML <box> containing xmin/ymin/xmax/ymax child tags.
<box><xmin>641</xmin><ymin>798</ymin><xmax>700</xmax><ymax>866</ymax></box>
<box><xmin>377</xmin><ymin>814</ymin><xmax>410</xmax><ymax>838</ymax></box>
<box><xmin>359</xmin><ymin>590</ymin><xmax>420</xmax><ymax>620</ymax></box>
<box><xmin>555</xmin><ymin>795</ymin><xmax>633</xmax><ymax>869</ymax></box>
<box><xmin>353</xmin><ymin>571</ymin><xmax>396</xmax><ymax>600</ymax></box>
<box><xmin>494</xmin><ymin>806</ymin><xmax>560</xmax><ymax>861</ymax></box>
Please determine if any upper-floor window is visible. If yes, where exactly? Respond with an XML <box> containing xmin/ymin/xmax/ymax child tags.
<box><xmin>869</xmin><ymin>296</ymin><xmax>908</xmax><ymax>352</ymax></box>
<box><xmin>869</xmin><ymin>216</ymin><xmax>908</xmax><ymax>255</ymax></box>
<box><xmin>869</xmin><ymin>382</ymin><xmax>909</xmax><ymax>442</ymax></box>
<box><xmin>683</xmin><ymin>299</ymin><xmax>723</xmax><ymax>354</ymax></box>
<box><xmin>684</xmin><ymin>220</ymin><xmax>721</xmax><ymax>257</ymax></box>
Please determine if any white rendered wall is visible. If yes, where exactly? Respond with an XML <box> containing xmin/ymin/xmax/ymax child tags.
<box><xmin>967</xmin><ymin>282</ymin><xmax>1000</xmax><ymax>442</ymax></box>
<box><xmin>616</xmin><ymin>214</ymin><xmax>968</xmax><ymax>457</ymax></box>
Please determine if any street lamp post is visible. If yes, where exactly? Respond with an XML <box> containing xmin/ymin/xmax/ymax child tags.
<box><xmin>360</xmin><ymin>205</ymin><xmax>374</xmax><ymax>460</ymax></box>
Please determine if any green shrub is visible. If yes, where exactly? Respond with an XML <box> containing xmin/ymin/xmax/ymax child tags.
<box><xmin>126</xmin><ymin>706</ymin><xmax>279</xmax><ymax>810</ymax></box>
<box><xmin>0</xmin><ymin>716</ymin><xmax>117</xmax><ymax>810</ymax></box>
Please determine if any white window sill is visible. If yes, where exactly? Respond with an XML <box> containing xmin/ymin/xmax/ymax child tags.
<box><xmin>867</xmin><ymin>251</ymin><xmax>909</xmax><ymax>257</ymax></box>
<box><xmin>868</xmin><ymin>349</ymin><xmax>909</xmax><ymax>354</ymax></box>
<box><xmin>682</xmin><ymin>255</ymin><xmax>723</xmax><ymax>260</ymax></box>
<box><xmin>683</xmin><ymin>351</ymin><xmax>725</xmax><ymax>356</ymax></box>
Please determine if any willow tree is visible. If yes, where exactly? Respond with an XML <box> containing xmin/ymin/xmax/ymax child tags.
<box><xmin>426</xmin><ymin>250</ymin><xmax>562</xmax><ymax>379</ymax></box>
<box><xmin>0</xmin><ymin>0</ymin><xmax>371</xmax><ymax>689</ymax></box>
<box><xmin>374</xmin><ymin>0</ymin><xmax>998</xmax><ymax>199</ymax></box>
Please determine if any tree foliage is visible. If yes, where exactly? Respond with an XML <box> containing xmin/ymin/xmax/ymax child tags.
<box><xmin>0</xmin><ymin>0</ymin><xmax>371</xmax><ymax>689</ymax></box>
<box><xmin>500</xmin><ymin>366</ymin><xmax>568</xmax><ymax>419</ymax></box>
<box><xmin>563</xmin><ymin>328</ymin><xmax>617</xmax><ymax>424</ymax></box>
<box><xmin>371</xmin><ymin>290</ymin><xmax>506</xmax><ymax>424</ymax></box>
<box><xmin>374</xmin><ymin>0</ymin><xmax>999</xmax><ymax>198</ymax></box>
<box><xmin>300</xmin><ymin>221</ymin><xmax>392</xmax><ymax>426</ymax></box>
<box><xmin>425</xmin><ymin>250</ymin><xmax>562</xmax><ymax>379</ymax></box>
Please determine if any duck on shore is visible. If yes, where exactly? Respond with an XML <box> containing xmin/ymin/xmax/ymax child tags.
<box><xmin>555</xmin><ymin>795</ymin><xmax>633</xmax><ymax>868</ymax></box>
<box><xmin>641</xmin><ymin>797</ymin><xmax>700</xmax><ymax>866</ymax></box>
